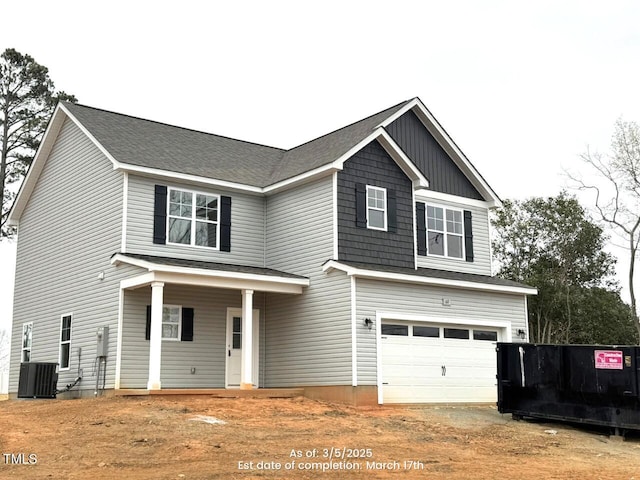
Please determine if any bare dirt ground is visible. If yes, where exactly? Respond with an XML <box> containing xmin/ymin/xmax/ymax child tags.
<box><xmin>1</xmin><ymin>395</ymin><xmax>639</xmax><ymax>479</ymax></box>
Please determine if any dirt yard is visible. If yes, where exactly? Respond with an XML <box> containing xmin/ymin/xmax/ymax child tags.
<box><xmin>0</xmin><ymin>395</ymin><xmax>639</xmax><ymax>479</ymax></box>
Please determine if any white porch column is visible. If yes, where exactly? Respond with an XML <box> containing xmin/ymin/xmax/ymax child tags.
<box><xmin>240</xmin><ymin>289</ymin><xmax>254</xmax><ymax>390</ymax></box>
<box><xmin>147</xmin><ymin>281</ymin><xmax>164</xmax><ymax>390</ymax></box>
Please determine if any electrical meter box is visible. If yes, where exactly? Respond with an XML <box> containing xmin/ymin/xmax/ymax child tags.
<box><xmin>96</xmin><ymin>326</ymin><xmax>109</xmax><ymax>357</ymax></box>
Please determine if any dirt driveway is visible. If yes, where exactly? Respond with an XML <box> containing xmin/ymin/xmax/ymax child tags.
<box><xmin>0</xmin><ymin>395</ymin><xmax>638</xmax><ymax>479</ymax></box>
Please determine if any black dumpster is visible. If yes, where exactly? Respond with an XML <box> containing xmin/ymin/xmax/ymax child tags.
<box><xmin>17</xmin><ymin>362</ymin><xmax>58</xmax><ymax>399</ymax></box>
<box><xmin>496</xmin><ymin>343</ymin><xmax>640</xmax><ymax>431</ymax></box>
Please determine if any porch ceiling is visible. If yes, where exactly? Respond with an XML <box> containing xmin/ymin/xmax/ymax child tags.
<box><xmin>111</xmin><ymin>253</ymin><xmax>309</xmax><ymax>294</ymax></box>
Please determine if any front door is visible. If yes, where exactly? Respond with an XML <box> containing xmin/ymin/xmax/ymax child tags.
<box><xmin>225</xmin><ymin>308</ymin><xmax>260</xmax><ymax>388</ymax></box>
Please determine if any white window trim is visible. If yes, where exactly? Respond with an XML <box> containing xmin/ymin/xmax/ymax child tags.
<box><xmin>162</xmin><ymin>304</ymin><xmax>182</xmax><ymax>342</ymax></box>
<box><xmin>166</xmin><ymin>187</ymin><xmax>221</xmax><ymax>250</ymax></box>
<box><xmin>366</xmin><ymin>185</ymin><xmax>387</xmax><ymax>231</ymax></box>
<box><xmin>426</xmin><ymin>203</ymin><xmax>465</xmax><ymax>260</ymax></box>
<box><xmin>21</xmin><ymin>322</ymin><xmax>33</xmax><ymax>363</ymax></box>
<box><xmin>59</xmin><ymin>314</ymin><xmax>73</xmax><ymax>371</ymax></box>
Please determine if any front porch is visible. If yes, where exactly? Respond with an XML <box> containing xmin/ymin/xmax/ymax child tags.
<box><xmin>111</xmin><ymin>253</ymin><xmax>310</xmax><ymax>393</ymax></box>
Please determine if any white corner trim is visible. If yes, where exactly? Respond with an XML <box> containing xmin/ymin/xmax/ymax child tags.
<box><xmin>376</xmin><ymin>311</ymin><xmax>383</xmax><ymax>405</ymax></box>
<box><xmin>332</xmin><ymin>172</ymin><xmax>339</xmax><ymax>260</ymax></box>
<box><xmin>351</xmin><ymin>276</ymin><xmax>358</xmax><ymax>387</ymax></box>
<box><xmin>322</xmin><ymin>260</ymin><xmax>538</xmax><ymax>296</ymax></box>
<box><xmin>121</xmin><ymin>172</ymin><xmax>128</xmax><ymax>253</ymax></box>
<box><xmin>412</xmin><ymin>188</ymin><xmax>418</xmax><ymax>270</ymax></box>
<box><xmin>524</xmin><ymin>296</ymin><xmax>530</xmax><ymax>343</ymax></box>
<box><xmin>114</xmin><ymin>287</ymin><xmax>124</xmax><ymax>389</ymax></box>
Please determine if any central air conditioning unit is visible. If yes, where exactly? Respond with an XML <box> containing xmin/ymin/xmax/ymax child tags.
<box><xmin>17</xmin><ymin>362</ymin><xmax>58</xmax><ymax>399</ymax></box>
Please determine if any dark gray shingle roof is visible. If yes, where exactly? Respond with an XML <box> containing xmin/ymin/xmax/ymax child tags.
<box><xmin>115</xmin><ymin>253</ymin><xmax>308</xmax><ymax>279</ymax></box>
<box><xmin>63</xmin><ymin>99</ymin><xmax>412</xmax><ymax>188</ymax></box>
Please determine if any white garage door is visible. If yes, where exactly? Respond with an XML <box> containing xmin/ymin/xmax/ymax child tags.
<box><xmin>381</xmin><ymin>322</ymin><xmax>500</xmax><ymax>404</ymax></box>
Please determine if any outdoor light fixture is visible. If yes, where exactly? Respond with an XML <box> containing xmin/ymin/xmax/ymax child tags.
<box><xmin>517</xmin><ymin>329</ymin><xmax>527</xmax><ymax>340</ymax></box>
<box><xmin>364</xmin><ymin>318</ymin><xmax>373</xmax><ymax>330</ymax></box>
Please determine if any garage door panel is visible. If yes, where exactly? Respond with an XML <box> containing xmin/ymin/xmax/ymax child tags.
<box><xmin>381</xmin><ymin>322</ymin><xmax>500</xmax><ymax>404</ymax></box>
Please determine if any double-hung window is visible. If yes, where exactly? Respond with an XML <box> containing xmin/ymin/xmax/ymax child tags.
<box><xmin>366</xmin><ymin>185</ymin><xmax>387</xmax><ymax>230</ymax></box>
<box><xmin>162</xmin><ymin>305</ymin><xmax>182</xmax><ymax>341</ymax></box>
<box><xmin>59</xmin><ymin>314</ymin><xmax>72</xmax><ymax>370</ymax></box>
<box><xmin>168</xmin><ymin>188</ymin><xmax>219</xmax><ymax>248</ymax></box>
<box><xmin>21</xmin><ymin>322</ymin><xmax>32</xmax><ymax>363</ymax></box>
<box><xmin>426</xmin><ymin>205</ymin><xmax>464</xmax><ymax>259</ymax></box>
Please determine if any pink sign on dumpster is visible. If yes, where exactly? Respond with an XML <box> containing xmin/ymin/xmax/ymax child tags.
<box><xmin>594</xmin><ymin>350</ymin><xmax>624</xmax><ymax>370</ymax></box>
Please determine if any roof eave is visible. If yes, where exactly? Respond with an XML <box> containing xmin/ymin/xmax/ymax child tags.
<box><xmin>111</xmin><ymin>253</ymin><xmax>310</xmax><ymax>287</ymax></box>
<box><xmin>323</xmin><ymin>260</ymin><xmax>538</xmax><ymax>296</ymax></box>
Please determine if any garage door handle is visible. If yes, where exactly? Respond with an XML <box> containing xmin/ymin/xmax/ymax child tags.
<box><xmin>441</xmin><ymin>365</ymin><xmax>446</xmax><ymax>376</ymax></box>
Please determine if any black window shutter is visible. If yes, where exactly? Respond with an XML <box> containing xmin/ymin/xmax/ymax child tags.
<box><xmin>220</xmin><ymin>196</ymin><xmax>232</xmax><ymax>252</ymax></box>
<box><xmin>145</xmin><ymin>305</ymin><xmax>151</xmax><ymax>340</ymax></box>
<box><xmin>153</xmin><ymin>185</ymin><xmax>168</xmax><ymax>244</ymax></box>
<box><xmin>464</xmin><ymin>210</ymin><xmax>474</xmax><ymax>262</ymax></box>
<box><xmin>416</xmin><ymin>202</ymin><xmax>427</xmax><ymax>256</ymax></box>
<box><xmin>387</xmin><ymin>189</ymin><xmax>397</xmax><ymax>233</ymax></box>
<box><xmin>355</xmin><ymin>183</ymin><xmax>367</xmax><ymax>228</ymax></box>
<box><xmin>181</xmin><ymin>308</ymin><xmax>194</xmax><ymax>341</ymax></box>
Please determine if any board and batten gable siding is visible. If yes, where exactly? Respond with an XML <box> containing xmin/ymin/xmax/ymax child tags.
<box><xmin>354</xmin><ymin>278</ymin><xmax>527</xmax><ymax>385</ymax></box>
<box><xmin>416</xmin><ymin>194</ymin><xmax>493</xmax><ymax>276</ymax></box>
<box><xmin>385</xmin><ymin>109</ymin><xmax>484</xmax><ymax>200</ymax></box>
<box><xmin>9</xmin><ymin>117</ymin><xmax>136</xmax><ymax>394</ymax></box>
<box><xmin>119</xmin><ymin>285</ymin><xmax>266</xmax><ymax>389</ymax></box>
<box><xmin>264</xmin><ymin>175</ymin><xmax>352</xmax><ymax>387</ymax></box>
<box><xmin>125</xmin><ymin>174</ymin><xmax>266</xmax><ymax>266</ymax></box>
<box><xmin>337</xmin><ymin>140</ymin><xmax>414</xmax><ymax>269</ymax></box>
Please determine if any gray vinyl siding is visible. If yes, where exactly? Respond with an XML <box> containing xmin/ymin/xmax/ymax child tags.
<box><xmin>9</xmin><ymin>118</ymin><xmax>134</xmax><ymax>394</ymax></box>
<box><xmin>337</xmin><ymin>140</ymin><xmax>414</xmax><ymax>268</ymax></box>
<box><xmin>125</xmin><ymin>174</ymin><xmax>266</xmax><ymax>267</ymax></box>
<box><xmin>385</xmin><ymin>110</ymin><xmax>484</xmax><ymax>200</ymax></box>
<box><xmin>264</xmin><ymin>176</ymin><xmax>352</xmax><ymax>387</ymax></box>
<box><xmin>119</xmin><ymin>284</ymin><xmax>266</xmax><ymax>389</ymax></box>
<box><xmin>355</xmin><ymin>278</ymin><xmax>527</xmax><ymax>385</ymax></box>
<box><xmin>416</xmin><ymin>195</ymin><xmax>493</xmax><ymax>276</ymax></box>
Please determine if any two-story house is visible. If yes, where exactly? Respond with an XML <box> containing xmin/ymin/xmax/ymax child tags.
<box><xmin>7</xmin><ymin>97</ymin><xmax>535</xmax><ymax>405</ymax></box>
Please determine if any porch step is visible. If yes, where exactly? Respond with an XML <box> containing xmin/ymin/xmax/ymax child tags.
<box><xmin>115</xmin><ymin>388</ymin><xmax>305</xmax><ymax>399</ymax></box>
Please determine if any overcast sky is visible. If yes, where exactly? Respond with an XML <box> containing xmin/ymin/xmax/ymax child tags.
<box><xmin>1</xmin><ymin>0</ymin><xmax>640</xmax><ymax>338</ymax></box>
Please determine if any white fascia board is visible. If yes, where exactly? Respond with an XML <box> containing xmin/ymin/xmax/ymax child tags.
<box><xmin>119</xmin><ymin>270</ymin><xmax>304</xmax><ymax>294</ymax></box>
<box><xmin>326</xmin><ymin>128</ymin><xmax>428</xmax><ymax>189</ymax></box>
<box><xmin>376</xmin><ymin>130</ymin><xmax>429</xmax><ymax>188</ymax></box>
<box><xmin>116</xmin><ymin>163</ymin><xmax>264</xmax><ymax>195</ymax></box>
<box><xmin>322</xmin><ymin>260</ymin><xmax>537</xmax><ymax>296</ymax></box>
<box><xmin>59</xmin><ymin>103</ymin><xmax>122</xmax><ymax>168</ymax></box>
<box><xmin>263</xmin><ymin>163</ymin><xmax>338</xmax><ymax>195</ymax></box>
<box><xmin>111</xmin><ymin>254</ymin><xmax>309</xmax><ymax>288</ymax></box>
<box><xmin>8</xmin><ymin>105</ymin><xmax>67</xmax><ymax>225</ymax></box>
<box><xmin>379</xmin><ymin>98</ymin><xmax>502</xmax><ymax>207</ymax></box>
<box><xmin>415</xmin><ymin>189</ymin><xmax>497</xmax><ymax>209</ymax></box>
<box><xmin>265</xmin><ymin>128</ymin><xmax>429</xmax><ymax>194</ymax></box>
